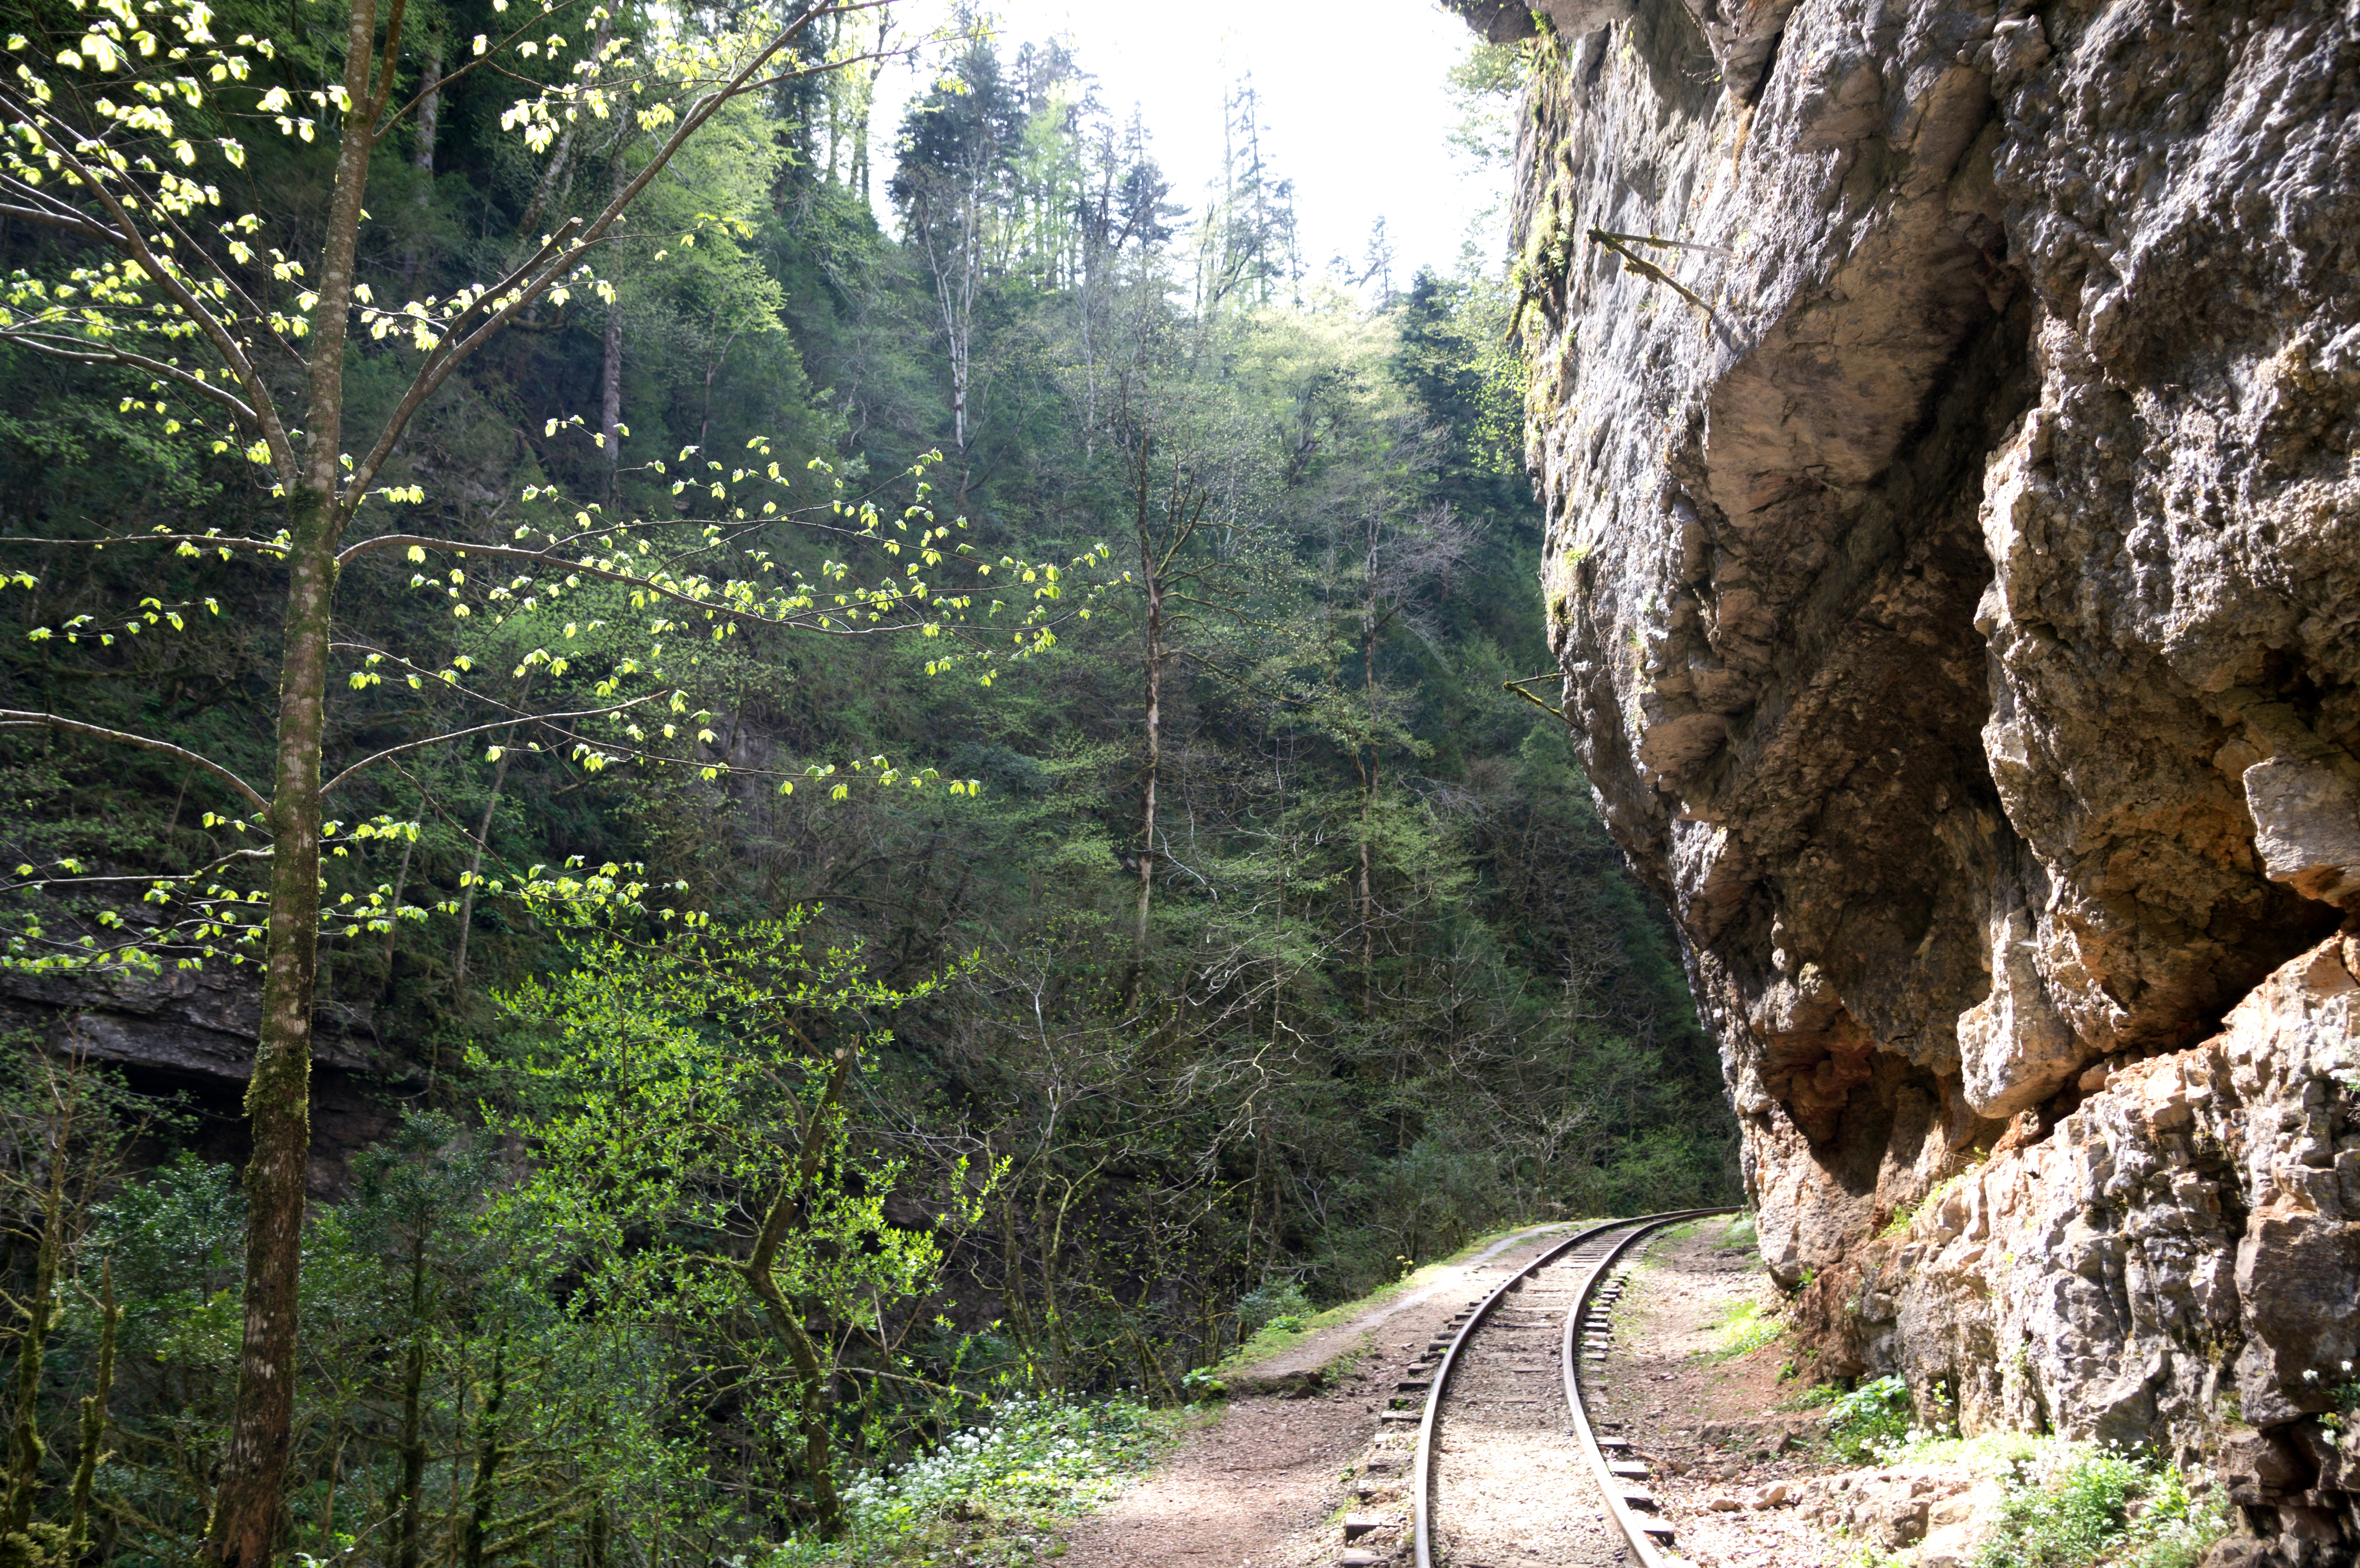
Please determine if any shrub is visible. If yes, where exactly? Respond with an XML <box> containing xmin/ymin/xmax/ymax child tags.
<box><xmin>1236</xmin><ymin>1281</ymin><xmax>1315</xmax><ymax>1336</ymax></box>
<box><xmin>1821</xmin><ymin>1376</ymin><xmax>1913</xmax><ymax>1463</ymax></box>
<box><xmin>1971</xmin><ymin>1442</ymin><xmax>2225</xmax><ymax>1568</ymax></box>
<box><xmin>775</xmin><ymin>1394</ymin><xmax>1181</xmax><ymax>1563</ymax></box>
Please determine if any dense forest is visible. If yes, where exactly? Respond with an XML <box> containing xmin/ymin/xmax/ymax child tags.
<box><xmin>0</xmin><ymin>0</ymin><xmax>1736</xmax><ymax>1561</ymax></box>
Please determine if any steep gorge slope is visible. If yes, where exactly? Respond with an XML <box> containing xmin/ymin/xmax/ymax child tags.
<box><xmin>1452</xmin><ymin>0</ymin><xmax>2360</xmax><ymax>1554</ymax></box>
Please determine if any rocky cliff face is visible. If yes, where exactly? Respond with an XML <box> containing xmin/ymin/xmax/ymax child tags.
<box><xmin>1451</xmin><ymin>0</ymin><xmax>2360</xmax><ymax>1553</ymax></box>
<box><xmin>0</xmin><ymin>968</ymin><xmax>410</xmax><ymax>1194</ymax></box>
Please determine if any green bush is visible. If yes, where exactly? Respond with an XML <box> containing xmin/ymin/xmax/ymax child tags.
<box><xmin>1821</xmin><ymin>1376</ymin><xmax>1913</xmax><ymax>1463</ymax></box>
<box><xmin>1236</xmin><ymin>1282</ymin><xmax>1315</xmax><ymax>1336</ymax></box>
<box><xmin>1971</xmin><ymin>1443</ymin><xmax>2225</xmax><ymax>1568</ymax></box>
<box><xmin>774</xmin><ymin>1394</ymin><xmax>1180</xmax><ymax>1564</ymax></box>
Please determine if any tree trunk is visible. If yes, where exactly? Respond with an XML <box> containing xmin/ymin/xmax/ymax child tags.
<box><xmin>395</xmin><ymin>1234</ymin><xmax>427</xmax><ymax>1568</ymax></box>
<box><xmin>401</xmin><ymin>42</ymin><xmax>439</xmax><ymax>291</ymax></box>
<box><xmin>413</xmin><ymin>47</ymin><xmax>440</xmax><ymax>179</ymax></box>
<box><xmin>66</xmin><ymin>1259</ymin><xmax>117</xmax><ymax>1556</ymax></box>
<box><xmin>1137</xmin><ymin>594</ymin><xmax>1160</xmax><ymax>955</ymax></box>
<box><xmin>458</xmin><ymin>1337</ymin><xmax>507</xmax><ymax>1568</ymax></box>
<box><xmin>737</xmin><ymin>1049</ymin><xmax>858</xmax><ymax>1540</ymax></box>
<box><xmin>516</xmin><ymin>124</ymin><xmax>581</xmax><ymax>244</ymax></box>
<box><xmin>1135</xmin><ymin>458</ymin><xmax>1162</xmax><ymax>961</ymax></box>
<box><xmin>1040</xmin><ymin>1175</ymin><xmax>1090</xmax><ymax>1392</ymax></box>
<box><xmin>600</xmin><ymin>147</ymin><xmax>626</xmax><ymax>508</ymax></box>
<box><xmin>850</xmin><ymin>21</ymin><xmax>885</xmax><ymax>203</ymax></box>
<box><xmin>210</xmin><ymin>483</ymin><xmax>335</xmax><ymax>1568</ymax></box>
<box><xmin>3</xmin><ymin>1127</ymin><xmax>65</xmax><ymax>1533</ymax></box>
<box><xmin>451</xmin><ymin>705</ymin><xmax>524</xmax><ymax>996</ymax></box>
<box><xmin>378</xmin><ymin>798</ymin><xmax>418</xmax><ymax>1001</ymax></box>
<box><xmin>210</xmin><ymin>0</ymin><xmax>384</xmax><ymax>1552</ymax></box>
<box><xmin>1359</xmin><ymin>523</ymin><xmax>1380</xmax><ymax>1012</ymax></box>
<box><xmin>994</xmin><ymin>1183</ymin><xmax>1043</xmax><ymax>1391</ymax></box>
<box><xmin>190</xmin><ymin>504</ymin><xmax>338</xmax><ymax>1568</ymax></box>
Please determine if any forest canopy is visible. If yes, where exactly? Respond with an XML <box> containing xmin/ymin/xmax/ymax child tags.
<box><xmin>0</xmin><ymin>2</ymin><xmax>1736</xmax><ymax>1561</ymax></box>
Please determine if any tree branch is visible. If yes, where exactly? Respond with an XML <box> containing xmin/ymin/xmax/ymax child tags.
<box><xmin>320</xmin><ymin>694</ymin><xmax>667</xmax><ymax>796</ymax></box>
<box><xmin>0</xmin><ymin>90</ymin><xmax>296</xmax><ymax>478</ymax></box>
<box><xmin>0</xmin><ymin>713</ymin><xmax>268</xmax><ymax>813</ymax></box>
<box><xmin>332</xmin><ymin>532</ymin><xmax>941</xmax><ymax>633</ymax></box>
<box><xmin>3</xmin><ymin>335</ymin><xmax>261</xmax><ymax>427</ymax></box>
<box><xmin>0</xmin><ymin>195</ymin><xmax>115</xmax><ymax>248</ymax></box>
<box><xmin>0</xmin><ymin>531</ymin><xmax>289</xmax><ymax>559</ymax></box>
<box><xmin>369</xmin><ymin>0</ymin><xmax>595</xmax><ymax>143</ymax></box>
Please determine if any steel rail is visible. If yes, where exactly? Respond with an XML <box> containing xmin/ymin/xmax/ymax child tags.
<box><xmin>1561</xmin><ymin>1207</ymin><xmax>1742</xmax><ymax>1567</ymax></box>
<box><xmin>1409</xmin><ymin>1209</ymin><xmax>1732</xmax><ymax>1568</ymax></box>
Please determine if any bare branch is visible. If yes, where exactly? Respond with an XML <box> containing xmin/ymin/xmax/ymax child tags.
<box><xmin>0</xmin><ymin>713</ymin><xmax>268</xmax><ymax>814</ymax></box>
<box><xmin>0</xmin><ymin>531</ymin><xmax>287</xmax><ymax>558</ymax></box>
<box><xmin>3</xmin><ymin>334</ymin><xmax>261</xmax><ymax>427</ymax></box>
<box><xmin>0</xmin><ymin>194</ymin><xmax>115</xmax><ymax>247</ymax></box>
<box><xmin>0</xmin><ymin>847</ymin><xmax>272</xmax><ymax>894</ymax></box>
<box><xmin>320</xmin><ymin>694</ymin><xmax>667</xmax><ymax>796</ymax></box>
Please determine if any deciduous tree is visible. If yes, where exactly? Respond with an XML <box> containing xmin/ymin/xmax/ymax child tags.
<box><xmin>0</xmin><ymin>2</ymin><xmax>1094</xmax><ymax>1555</ymax></box>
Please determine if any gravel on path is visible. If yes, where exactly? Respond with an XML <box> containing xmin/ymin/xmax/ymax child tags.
<box><xmin>1430</xmin><ymin>1258</ymin><xmax>1631</xmax><ymax>1568</ymax></box>
<box><xmin>1586</xmin><ymin>1220</ymin><xmax>1845</xmax><ymax>1568</ymax></box>
<box><xmin>1055</xmin><ymin>1226</ymin><xmax>1585</xmax><ymax>1568</ymax></box>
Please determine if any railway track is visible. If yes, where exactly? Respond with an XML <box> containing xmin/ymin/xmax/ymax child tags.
<box><xmin>1374</xmin><ymin>1208</ymin><xmax>1738</xmax><ymax>1568</ymax></box>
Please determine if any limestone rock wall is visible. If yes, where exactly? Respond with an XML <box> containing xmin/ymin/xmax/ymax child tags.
<box><xmin>0</xmin><ymin>968</ymin><xmax>409</xmax><ymax>1194</ymax></box>
<box><xmin>1879</xmin><ymin>936</ymin><xmax>2360</xmax><ymax>1552</ymax></box>
<box><xmin>1450</xmin><ymin>0</ymin><xmax>2360</xmax><ymax>1552</ymax></box>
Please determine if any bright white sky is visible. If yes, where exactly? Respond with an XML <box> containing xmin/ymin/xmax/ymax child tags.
<box><xmin>869</xmin><ymin>0</ymin><xmax>1511</xmax><ymax>285</ymax></box>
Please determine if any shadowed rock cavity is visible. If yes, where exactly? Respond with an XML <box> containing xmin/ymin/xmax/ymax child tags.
<box><xmin>0</xmin><ymin>967</ymin><xmax>415</xmax><ymax>1196</ymax></box>
<box><xmin>1464</xmin><ymin>0</ymin><xmax>2360</xmax><ymax>1550</ymax></box>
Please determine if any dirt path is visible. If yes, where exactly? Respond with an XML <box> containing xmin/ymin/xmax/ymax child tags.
<box><xmin>1587</xmin><ymin>1219</ymin><xmax>1893</xmax><ymax>1568</ymax></box>
<box><xmin>1055</xmin><ymin>1226</ymin><xmax>1580</xmax><ymax>1568</ymax></box>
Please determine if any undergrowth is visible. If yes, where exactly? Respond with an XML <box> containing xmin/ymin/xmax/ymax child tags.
<box><xmin>1970</xmin><ymin>1441</ymin><xmax>2225</xmax><ymax>1568</ymax></box>
<box><xmin>769</xmin><ymin>1395</ymin><xmax>1190</xmax><ymax>1567</ymax></box>
<box><xmin>1794</xmin><ymin>1375</ymin><xmax>1915</xmax><ymax>1463</ymax></box>
<box><xmin>1703</xmin><ymin>1298</ymin><xmax>1783</xmax><ymax>1361</ymax></box>
<box><xmin>1824</xmin><ymin>1427</ymin><xmax>2227</xmax><ymax>1568</ymax></box>
<box><xmin>1237</xmin><ymin>1281</ymin><xmax>1314</xmax><ymax>1336</ymax></box>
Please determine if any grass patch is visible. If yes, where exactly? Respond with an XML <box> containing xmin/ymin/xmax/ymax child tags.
<box><xmin>1970</xmin><ymin>1442</ymin><xmax>2226</xmax><ymax>1568</ymax></box>
<box><xmin>770</xmin><ymin>1394</ymin><xmax>1194</xmax><ymax>1567</ymax></box>
<box><xmin>1701</xmin><ymin>1298</ymin><xmax>1783</xmax><ymax>1361</ymax></box>
<box><xmin>1207</xmin><ymin>1221</ymin><xmax>1586</xmax><ymax>1382</ymax></box>
<box><xmin>1722</xmin><ymin>1212</ymin><xmax>1759</xmax><ymax>1252</ymax></box>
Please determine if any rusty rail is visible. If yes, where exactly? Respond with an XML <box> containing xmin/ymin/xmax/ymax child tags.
<box><xmin>1561</xmin><ymin>1208</ymin><xmax>1741</xmax><ymax>1567</ymax></box>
